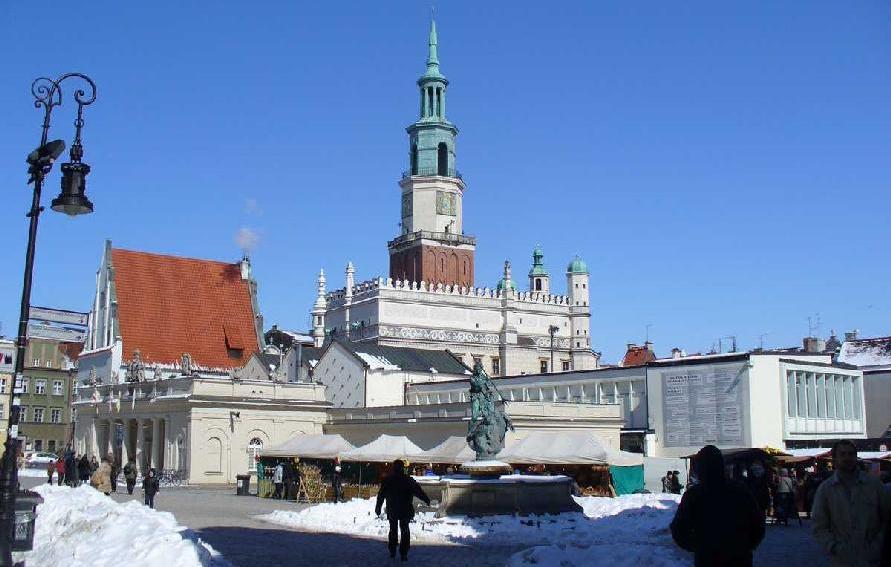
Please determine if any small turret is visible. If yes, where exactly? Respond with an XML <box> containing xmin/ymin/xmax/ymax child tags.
<box><xmin>566</xmin><ymin>255</ymin><xmax>591</xmax><ymax>368</ymax></box>
<box><xmin>528</xmin><ymin>245</ymin><xmax>550</xmax><ymax>294</ymax></box>
<box><xmin>311</xmin><ymin>269</ymin><xmax>327</xmax><ymax>348</ymax></box>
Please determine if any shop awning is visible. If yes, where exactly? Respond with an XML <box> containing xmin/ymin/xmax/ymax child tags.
<box><xmin>339</xmin><ymin>434</ymin><xmax>424</xmax><ymax>463</ymax></box>
<box><xmin>497</xmin><ymin>431</ymin><xmax>642</xmax><ymax>466</ymax></box>
<box><xmin>416</xmin><ymin>436</ymin><xmax>476</xmax><ymax>464</ymax></box>
<box><xmin>260</xmin><ymin>434</ymin><xmax>354</xmax><ymax>459</ymax></box>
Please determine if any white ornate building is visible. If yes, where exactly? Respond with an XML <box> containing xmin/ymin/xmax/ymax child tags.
<box><xmin>310</xmin><ymin>21</ymin><xmax>598</xmax><ymax>377</ymax></box>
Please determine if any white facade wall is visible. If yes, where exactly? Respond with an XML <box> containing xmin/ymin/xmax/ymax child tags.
<box><xmin>863</xmin><ymin>370</ymin><xmax>891</xmax><ymax>439</ymax></box>
<box><xmin>313</xmin><ymin>343</ymin><xmax>366</xmax><ymax>407</ymax></box>
<box><xmin>322</xmin><ymin>276</ymin><xmax>596</xmax><ymax>376</ymax></box>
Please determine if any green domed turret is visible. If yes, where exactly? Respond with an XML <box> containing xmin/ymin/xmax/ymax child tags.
<box><xmin>496</xmin><ymin>277</ymin><xmax>517</xmax><ymax>291</ymax></box>
<box><xmin>566</xmin><ymin>255</ymin><xmax>588</xmax><ymax>274</ymax></box>
<box><xmin>528</xmin><ymin>245</ymin><xmax>549</xmax><ymax>277</ymax></box>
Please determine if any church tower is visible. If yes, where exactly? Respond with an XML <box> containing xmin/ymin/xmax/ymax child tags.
<box><xmin>388</xmin><ymin>17</ymin><xmax>476</xmax><ymax>288</ymax></box>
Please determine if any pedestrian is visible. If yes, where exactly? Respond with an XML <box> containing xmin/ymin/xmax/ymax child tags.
<box><xmin>775</xmin><ymin>468</ymin><xmax>798</xmax><ymax>526</ymax></box>
<box><xmin>272</xmin><ymin>461</ymin><xmax>284</xmax><ymax>499</ymax></box>
<box><xmin>332</xmin><ymin>464</ymin><xmax>344</xmax><ymax>503</ymax></box>
<box><xmin>78</xmin><ymin>454</ymin><xmax>91</xmax><ymax>485</ymax></box>
<box><xmin>46</xmin><ymin>460</ymin><xmax>54</xmax><ymax>484</ymax></box>
<box><xmin>746</xmin><ymin>463</ymin><xmax>770</xmax><ymax>520</ymax></box>
<box><xmin>55</xmin><ymin>457</ymin><xmax>65</xmax><ymax>487</ymax></box>
<box><xmin>812</xmin><ymin>439</ymin><xmax>891</xmax><ymax>566</ymax></box>
<box><xmin>90</xmin><ymin>455</ymin><xmax>113</xmax><ymax>496</ymax></box>
<box><xmin>670</xmin><ymin>470</ymin><xmax>682</xmax><ymax>494</ymax></box>
<box><xmin>661</xmin><ymin>470</ymin><xmax>673</xmax><ymax>493</ymax></box>
<box><xmin>123</xmin><ymin>459</ymin><xmax>138</xmax><ymax>495</ymax></box>
<box><xmin>90</xmin><ymin>455</ymin><xmax>99</xmax><ymax>474</ymax></box>
<box><xmin>374</xmin><ymin>459</ymin><xmax>431</xmax><ymax>562</ymax></box>
<box><xmin>110</xmin><ymin>459</ymin><xmax>119</xmax><ymax>493</ymax></box>
<box><xmin>670</xmin><ymin>445</ymin><xmax>765</xmax><ymax>566</ymax></box>
<box><xmin>142</xmin><ymin>468</ymin><xmax>160</xmax><ymax>509</ymax></box>
<box><xmin>64</xmin><ymin>449</ymin><xmax>76</xmax><ymax>486</ymax></box>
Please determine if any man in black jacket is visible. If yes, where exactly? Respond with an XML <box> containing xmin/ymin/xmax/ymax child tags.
<box><xmin>375</xmin><ymin>459</ymin><xmax>431</xmax><ymax>561</ymax></box>
<box><xmin>670</xmin><ymin>445</ymin><xmax>765</xmax><ymax>566</ymax></box>
<box><xmin>142</xmin><ymin>468</ymin><xmax>160</xmax><ymax>509</ymax></box>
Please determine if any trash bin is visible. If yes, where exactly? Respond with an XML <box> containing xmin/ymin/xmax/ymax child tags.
<box><xmin>13</xmin><ymin>490</ymin><xmax>43</xmax><ymax>552</ymax></box>
<box><xmin>236</xmin><ymin>474</ymin><xmax>251</xmax><ymax>496</ymax></box>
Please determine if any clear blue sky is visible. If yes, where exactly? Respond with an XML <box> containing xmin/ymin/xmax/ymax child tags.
<box><xmin>1</xmin><ymin>1</ymin><xmax>888</xmax><ymax>363</ymax></box>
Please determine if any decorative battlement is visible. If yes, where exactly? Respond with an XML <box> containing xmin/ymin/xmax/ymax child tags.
<box><xmin>388</xmin><ymin>230</ymin><xmax>476</xmax><ymax>249</ymax></box>
<box><xmin>325</xmin><ymin>277</ymin><xmax>572</xmax><ymax>308</ymax></box>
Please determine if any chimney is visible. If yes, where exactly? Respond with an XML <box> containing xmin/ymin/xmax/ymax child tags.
<box><xmin>844</xmin><ymin>330</ymin><xmax>859</xmax><ymax>342</ymax></box>
<box><xmin>240</xmin><ymin>255</ymin><xmax>252</xmax><ymax>281</ymax></box>
<box><xmin>627</xmin><ymin>343</ymin><xmax>636</xmax><ymax>351</ymax></box>
<box><xmin>671</xmin><ymin>347</ymin><xmax>684</xmax><ymax>359</ymax></box>
<box><xmin>803</xmin><ymin>337</ymin><xmax>826</xmax><ymax>353</ymax></box>
<box><xmin>644</xmin><ymin>341</ymin><xmax>654</xmax><ymax>352</ymax></box>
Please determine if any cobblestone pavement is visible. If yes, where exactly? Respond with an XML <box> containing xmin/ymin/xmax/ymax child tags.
<box><xmin>24</xmin><ymin>478</ymin><xmax>828</xmax><ymax>566</ymax></box>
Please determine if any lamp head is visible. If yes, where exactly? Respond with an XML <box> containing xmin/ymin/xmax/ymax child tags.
<box><xmin>51</xmin><ymin>161</ymin><xmax>93</xmax><ymax>216</ymax></box>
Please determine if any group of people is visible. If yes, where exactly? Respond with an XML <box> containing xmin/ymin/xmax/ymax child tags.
<box><xmin>661</xmin><ymin>469</ymin><xmax>683</xmax><ymax>494</ymax></box>
<box><xmin>670</xmin><ymin>440</ymin><xmax>891</xmax><ymax>566</ymax></box>
<box><xmin>266</xmin><ymin>459</ymin><xmax>300</xmax><ymax>500</ymax></box>
<box><xmin>44</xmin><ymin>448</ymin><xmax>98</xmax><ymax>487</ymax></box>
<box><xmin>40</xmin><ymin>449</ymin><xmax>161</xmax><ymax>509</ymax></box>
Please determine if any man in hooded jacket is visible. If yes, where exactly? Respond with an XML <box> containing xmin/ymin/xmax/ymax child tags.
<box><xmin>670</xmin><ymin>445</ymin><xmax>765</xmax><ymax>566</ymax></box>
<box><xmin>375</xmin><ymin>459</ymin><xmax>430</xmax><ymax>561</ymax></box>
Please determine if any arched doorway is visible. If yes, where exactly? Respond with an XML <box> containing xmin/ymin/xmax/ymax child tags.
<box><xmin>247</xmin><ymin>437</ymin><xmax>263</xmax><ymax>472</ymax></box>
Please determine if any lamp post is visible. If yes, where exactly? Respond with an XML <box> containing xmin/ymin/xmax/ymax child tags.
<box><xmin>0</xmin><ymin>73</ymin><xmax>96</xmax><ymax>565</ymax></box>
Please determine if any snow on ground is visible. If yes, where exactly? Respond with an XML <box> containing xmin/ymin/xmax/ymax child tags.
<box><xmin>15</xmin><ymin>484</ymin><xmax>229</xmax><ymax>567</ymax></box>
<box><xmin>259</xmin><ymin>493</ymin><xmax>692</xmax><ymax>565</ymax></box>
<box><xmin>18</xmin><ymin>467</ymin><xmax>52</xmax><ymax>479</ymax></box>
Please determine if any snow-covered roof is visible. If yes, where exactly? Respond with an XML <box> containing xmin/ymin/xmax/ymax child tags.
<box><xmin>336</xmin><ymin>341</ymin><xmax>468</xmax><ymax>374</ymax></box>
<box><xmin>837</xmin><ymin>336</ymin><xmax>891</xmax><ymax>370</ymax></box>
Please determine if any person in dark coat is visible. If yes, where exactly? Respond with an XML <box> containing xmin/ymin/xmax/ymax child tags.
<box><xmin>142</xmin><ymin>468</ymin><xmax>160</xmax><ymax>509</ymax></box>
<box><xmin>375</xmin><ymin>459</ymin><xmax>431</xmax><ymax>561</ymax></box>
<box><xmin>123</xmin><ymin>459</ymin><xmax>138</xmax><ymax>495</ymax></box>
<box><xmin>332</xmin><ymin>465</ymin><xmax>344</xmax><ymax>503</ymax></box>
<box><xmin>64</xmin><ymin>450</ymin><xmax>76</xmax><ymax>486</ymax></box>
<box><xmin>78</xmin><ymin>455</ymin><xmax>91</xmax><ymax>485</ymax></box>
<box><xmin>670</xmin><ymin>445</ymin><xmax>765</xmax><ymax>566</ymax></box>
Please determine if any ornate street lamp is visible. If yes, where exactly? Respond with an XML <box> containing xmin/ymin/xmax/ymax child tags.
<box><xmin>0</xmin><ymin>73</ymin><xmax>97</xmax><ymax>565</ymax></box>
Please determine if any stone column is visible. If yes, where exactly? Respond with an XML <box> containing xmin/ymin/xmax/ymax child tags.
<box><xmin>120</xmin><ymin>420</ymin><xmax>130</xmax><ymax>465</ymax></box>
<box><xmin>151</xmin><ymin>418</ymin><xmax>161</xmax><ymax>470</ymax></box>
<box><xmin>135</xmin><ymin>419</ymin><xmax>146</xmax><ymax>476</ymax></box>
<box><xmin>89</xmin><ymin>419</ymin><xmax>98</xmax><ymax>459</ymax></box>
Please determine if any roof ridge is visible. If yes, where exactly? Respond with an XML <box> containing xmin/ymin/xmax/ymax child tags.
<box><xmin>113</xmin><ymin>247</ymin><xmax>241</xmax><ymax>267</ymax></box>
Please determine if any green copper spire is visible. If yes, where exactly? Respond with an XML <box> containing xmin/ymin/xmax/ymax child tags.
<box><xmin>423</xmin><ymin>16</ymin><xmax>443</xmax><ymax>79</ymax></box>
<box><xmin>529</xmin><ymin>244</ymin><xmax>549</xmax><ymax>277</ymax></box>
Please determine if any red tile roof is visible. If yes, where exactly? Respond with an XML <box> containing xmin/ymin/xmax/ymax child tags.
<box><xmin>622</xmin><ymin>345</ymin><xmax>656</xmax><ymax>367</ymax></box>
<box><xmin>111</xmin><ymin>248</ymin><xmax>259</xmax><ymax>369</ymax></box>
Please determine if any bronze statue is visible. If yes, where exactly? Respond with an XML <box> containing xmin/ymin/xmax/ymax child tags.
<box><xmin>466</xmin><ymin>361</ymin><xmax>513</xmax><ymax>460</ymax></box>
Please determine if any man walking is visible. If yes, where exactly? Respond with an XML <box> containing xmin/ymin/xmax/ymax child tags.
<box><xmin>272</xmin><ymin>461</ymin><xmax>284</xmax><ymax>499</ymax></box>
<box><xmin>142</xmin><ymin>468</ymin><xmax>160</xmax><ymax>509</ymax></box>
<box><xmin>375</xmin><ymin>459</ymin><xmax>431</xmax><ymax>561</ymax></box>
<box><xmin>670</xmin><ymin>445</ymin><xmax>765</xmax><ymax>566</ymax></box>
<box><xmin>812</xmin><ymin>439</ymin><xmax>890</xmax><ymax>566</ymax></box>
<box><xmin>661</xmin><ymin>470</ymin><xmax>673</xmax><ymax>493</ymax></box>
<box><xmin>123</xmin><ymin>459</ymin><xmax>138</xmax><ymax>495</ymax></box>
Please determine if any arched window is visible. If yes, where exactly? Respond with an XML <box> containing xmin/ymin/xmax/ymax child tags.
<box><xmin>410</xmin><ymin>144</ymin><xmax>418</xmax><ymax>175</ymax></box>
<box><xmin>206</xmin><ymin>437</ymin><xmax>222</xmax><ymax>473</ymax></box>
<box><xmin>437</xmin><ymin>143</ymin><xmax>448</xmax><ymax>176</ymax></box>
<box><xmin>247</xmin><ymin>437</ymin><xmax>263</xmax><ymax>472</ymax></box>
<box><xmin>535</xmin><ymin>278</ymin><xmax>542</xmax><ymax>291</ymax></box>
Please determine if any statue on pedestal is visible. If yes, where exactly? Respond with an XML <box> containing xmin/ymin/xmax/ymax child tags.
<box><xmin>466</xmin><ymin>361</ymin><xmax>513</xmax><ymax>460</ymax></box>
<box><xmin>125</xmin><ymin>350</ymin><xmax>146</xmax><ymax>383</ymax></box>
<box><xmin>180</xmin><ymin>353</ymin><xmax>193</xmax><ymax>376</ymax></box>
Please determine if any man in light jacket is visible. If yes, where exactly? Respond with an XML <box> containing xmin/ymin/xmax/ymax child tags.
<box><xmin>272</xmin><ymin>462</ymin><xmax>284</xmax><ymax>499</ymax></box>
<box><xmin>812</xmin><ymin>439</ymin><xmax>891</xmax><ymax>566</ymax></box>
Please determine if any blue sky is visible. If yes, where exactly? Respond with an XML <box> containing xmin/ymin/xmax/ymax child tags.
<box><xmin>0</xmin><ymin>1</ymin><xmax>888</xmax><ymax>363</ymax></box>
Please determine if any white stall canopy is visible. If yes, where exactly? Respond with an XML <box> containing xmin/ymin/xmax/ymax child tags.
<box><xmin>339</xmin><ymin>434</ymin><xmax>424</xmax><ymax>463</ymax></box>
<box><xmin>260</xmin><ymin>434</ymin><xmax>355</xmax><ymax>460</ymax></box>
<box><xmin>497</xmin><ymin>431</ymin><xmax>643</xmax><ymax>466</ymax></box>
<box><xmin>416</xmin><ymin>436</ymin><xmax>477</xmax><ymax>464</ymax></box>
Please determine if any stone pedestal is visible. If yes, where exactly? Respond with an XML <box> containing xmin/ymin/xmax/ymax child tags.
<box><xmin>435</xmin><ymin>474</ymin><xmax>582</xmax><ymax>517</ymax></box>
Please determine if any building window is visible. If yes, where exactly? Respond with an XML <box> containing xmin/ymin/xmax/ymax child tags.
<box><xmin>0</xmin><ymin>378</ymin><xmax>6</xmax><ymax>394</ymax></box>
<box><xmin>3</xmin><ymin>355</ymin><xmax>10</xmax><ymax>364</ymax></box>
<box><xmin>247</xmin><ymin>437</ymin><xmax>263</xmax><ymax>472</ymax></box>
<box><xmin>786</xmin><ymin>371</ymin><xmax>796</xmax><ymax>417</ymax></box>
<box><xmin>32</xmin><ymin>359</ymin><xmax>39</xmax><ymax>367</ymax></box>
<box><xmin>52</xmin><ymin>380</ymin><xmax>63</xmax><ymax>396</ymax></box>
<box><xmin>535</xmin><ymin>279</ymin><xmax>542</xmax><ymax>291</ymax></box>
<box><xmin>491</xmin><ymin>358</ymin><xmax>500</xmax><ymax>376</ymax></box>
<box><xmin>44</xmin><ymin>360</ymin><xmax>52</xmax><ymax>368</ymax></box>
<box><xmin>18</xmin><ymin>406</ymin><xmax>27</xmax><ymax>422</ymax></box>
<box><xmin>540</xmin><ymin>360</ymin><xmax>548</xmax><ymax>374</ymax></box>
<box><xmin>20</xmin><ymin>378</ymin><xmax>28</xmax><ymax>394</ymax></box>
<box><xmin>796</xmin><ymin>372</ymin><xmax>807</xmax><ymax>418</ymax></box>
<box><xmin>0</xmin><ymin>407</ymin><xmax>4</xmax><ymax>420</ymax></box>
<box><xmin>562</xmin><ymin>361</ymin><xmax>571</xmax><ymax>371</ymax></box>
<box><xmin>852</xmin><ymin>377</ymin><xmax>862</xmax><ymax>419</ymax></box>
<box><xmin>826</xmin><ymin>375</ymin><xmax>836</xmax><ymax>418</ymax></box>
<box><xmin>35</xmin><ymin>380</ymin><xmax>46</xmax><ymax>395</ymax></box>
<box><xmin>50</xmin><ymin>408</ymin><xmax>61</xmax><ymax>423</ymax></box>
<box><xmin>33</xmin><ymin>440</ymin><xmax>42</xmax><ymax>452</ymax></box>
<box><xmin>33</xmin><ymin>408</ymin><xmax>44</xmax><ymax>423</ymax></box>
<box><xmin>48</xmin><ymin>440</ymin><xmax>56</xmax><ymax>452</ymax></box>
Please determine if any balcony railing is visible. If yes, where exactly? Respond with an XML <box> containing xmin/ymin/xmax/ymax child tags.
<box><xmin>388</xmin><ymin>230</ymin><xmax>477</xmax><ymax>248</ymax></box>
<box><xmin>401</xmin><ymin>168</ymin><xmax>463</xmax><ymax>180</ymax></box>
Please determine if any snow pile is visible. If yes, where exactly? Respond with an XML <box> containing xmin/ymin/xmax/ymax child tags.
<box><xmin>16</xmin><ymin>484</ymin><xmax>228</xmax><ymax>567</ymax></box>
<box><xmin>259</xmin><ymin>493</ymin><xmax>692</xmax><ymax>565</ymax></box>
